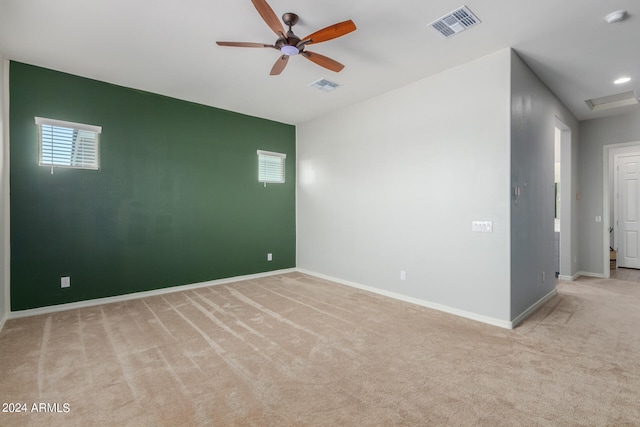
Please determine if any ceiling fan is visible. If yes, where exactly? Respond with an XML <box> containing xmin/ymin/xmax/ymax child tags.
<box><xmin>216</xmin><ymin>0</ymin><xmax>356</xmax><ymax>75</ymax></box>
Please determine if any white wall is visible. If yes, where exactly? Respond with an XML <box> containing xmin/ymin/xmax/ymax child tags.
<box><xmin>297</xmin><ymin>49</ymin><xmax>512</xmax><ymax>323</ymax></box>
<box><xmin>579</xmin><ymin>111</ymin><xmax>640</xmax><ymax>276</ymax></box>
<box><xmin>509</xmin><ymin>52</ymin><xmax>578</xmax><ymax>319</ymax></box>
<box><xmin>0</xmin><ymin>57</ymin><xmax>8</xmax><ymax>331</ymax></box>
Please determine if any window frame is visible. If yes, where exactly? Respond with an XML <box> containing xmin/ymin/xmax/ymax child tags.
<box><xmin>35</xmin><ymin>116</ymin><xmax>102</xmax><ymax>171</ymax></box>
<box><xmin>257</xmin><ymin>150</ymin><xmax>286</xmax><ymax>185</ymax></box>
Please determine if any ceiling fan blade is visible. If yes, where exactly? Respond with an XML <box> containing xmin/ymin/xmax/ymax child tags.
<box><xmin>302</xmin><ymin>51</ymin><xmax>345</xmax><ymax>72</ymax></box>
<box><xmin>302</xmin><ymin>20</ymin><xmax>356</xmax><ymax>44</ymax></box>
<box><xmin>251</xmin><ymin>0</ymin><xmax>286</xmax><ymax>37</ymax></box>
<box><xmin>270</xmin><ymin>55</ymin><xmax>289</xmax><ymax>75</ymax></box>
<box><xmin>217</xmin><ymin>41</ymin><xmax>275</xmax><ymax>48</ymax></box>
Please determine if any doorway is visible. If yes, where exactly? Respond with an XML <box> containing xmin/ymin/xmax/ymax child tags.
<box><xmin>603</xmin><ymin>142</ymin><xmax>640</xmax><ymax>278</ymax></box>
<box><xmin>555</xmin><ymin>119</ymin><xmax>572</xmax><ymax>279</ymax></box>
<box><xmin>611</xmin><ymin>149</ymin><xmax>640</xmax><ymax>269</ymax></box>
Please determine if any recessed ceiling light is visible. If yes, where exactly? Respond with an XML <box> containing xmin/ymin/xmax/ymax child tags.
<box><xmin>614</xmin><ymin>77</ymin><xmax>632</xmax><ymax>85</ymax></box>
<box><xmin>605</xmin><ymin>10</ymin><xmax>627</xmax><ymax>24</ymax></box>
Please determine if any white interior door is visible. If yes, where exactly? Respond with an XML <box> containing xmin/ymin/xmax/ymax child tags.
<box><xmin>618</xmin><ymin>155</ymin><xmax>640</xmax><ymax>269</ymax></box>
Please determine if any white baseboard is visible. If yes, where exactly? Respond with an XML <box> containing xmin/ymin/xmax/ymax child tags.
<box><xmin>575</xmin><ymin>271</ymin><xmax>605</xmax><ymax>279</ymax></box>
<box><xmin>7</xmin><ymin>268</ymin><xmax>563</xmax><ymax>331</ymax></box>
<box><xmin>296</xmin><ymin>268</ymin><xmax>513</xmax><ymax>330</ymax></box>
<box><xmin>509</xmin><ymin>288</ymin><xmax>558</xmax><ymax>329</ymax></box>
<box><xmin>559</xmin><ymin>270</ymin><xmax>605</xmax><ymax>281</ymax></box>
<box><xmin>8</xmin><ymin>268</ymin><xmax>297</xmax><ymax>320</ymax></box>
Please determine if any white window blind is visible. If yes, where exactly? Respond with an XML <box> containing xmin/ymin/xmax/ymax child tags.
<box><xmin>257</xmin><ymin>150</ymin><xmax>286</xmax><ymax>184</ymax></box>
<box><xmin>35</xmin><ymin>117</ymin><xmax>102</xmax><ymax>171</ymax></box>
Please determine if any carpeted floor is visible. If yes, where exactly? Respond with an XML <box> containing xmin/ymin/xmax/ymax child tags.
<box><xmin>0</xmin><ymin>273</ymin><xmax>638</xmax><ymax>426</ymax></box>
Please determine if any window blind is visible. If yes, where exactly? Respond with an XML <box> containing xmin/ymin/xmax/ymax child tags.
<box><xmin>257</xmin><ymin>150</ymin><xmax>286</xmax><ymax>184</ymax></box>
<box><xmin>35</xmin><ymin>117</ymin><xmax>102</xmax><ymax>170</ymax></box>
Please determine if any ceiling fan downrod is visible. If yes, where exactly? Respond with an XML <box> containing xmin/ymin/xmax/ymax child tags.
<box><xmin>278</xmin><ymin>13</ymin><xmax>301</xmax><ymax>55</ymax></box>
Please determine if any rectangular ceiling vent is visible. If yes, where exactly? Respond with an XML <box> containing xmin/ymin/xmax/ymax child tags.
<box><xmin>310</xmin><ymin>78</ymin><xmax>340</xmax><ymax>92</ymax></box>
<box><xmin>585</xmin><ymin>91</ymin><xmax>639</xmax><ymax>111</ymax></box>
<box><xmin>429</xmin><ymin>6</ymin><xmax>481</xmax><ymax>38</ymax></box>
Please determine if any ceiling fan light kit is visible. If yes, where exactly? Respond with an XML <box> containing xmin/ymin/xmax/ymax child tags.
<box><xmin>216</xmin><ymin>0</ymin><xmax>356</xmax><ymax>75</ymax></box>
<box><xmin>280</xmin><ymin>45</ymin><xmax>299</xmax><ymax>56</ymax></box>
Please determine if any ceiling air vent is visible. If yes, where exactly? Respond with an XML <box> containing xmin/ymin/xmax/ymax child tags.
<box><xmin>429</xmin><ymin>6</ymin><xmax>481</xmax><ymax>38</ymax></box>
<box><xmin>585</xmin><ymin>91</ymin><xmax>639</xmax><ymax>111</ymax></box>
<box><xmin>310</xmin><ymin>78</ymin><xmax>339</xmax><ymax>92</ymax></box>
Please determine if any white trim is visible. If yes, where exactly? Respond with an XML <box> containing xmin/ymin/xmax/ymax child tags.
<box><xmin>554</xmin><ymin>117</ymin><xmax>573</xmax><ymax>278</ymax></box>
<box><xmin>8</xmin><ymin>268</ymin><xmax>296</xmax><ymax>319</ymax></box>
<box><xmin>510</xmin><ymin>288</ymin><xmax>558</xmax><ymax>329</ymax></box>
<box><xmin>256</xmin><ymin>149</ymin><xmax>286</xmax><ymax>159</ymax></box>
<box><xmin>575</xmin><ymin>271</ymin><xmax>604</xmax><ymax>279</ymax></box>
<box><xmin>603</xmin><ymin>145</ymin><xmax>611</xmax><ymax>278</ymax></box>
<box><xmin>257</xmin><ymin>150</ymin><xmax>286</xmax><ymax>184</ymax></box>
<box><xmin>603</xmin><ymin>141</ymin><xmax>640</xmax><ymax>279</ymax></box>
<box><xmin>1</xmin><ymin>58</ymin><xmax>9</xmax><ymax>332</ymax></box>
<box><xmin>36</xmin><ymin>116</ymin><xmax>101</xmax><ymax>170</ymax></box>
<box><xmin>558</xmin><ymin>273</ymin><xmax>580</xmax><ymax>281</ymax></box>
<box><xmin>297</xmin><ymin>268</ymin><xmax>513</xmax><ymax>329</ymax></box>
<box><xmin>610</xmin><ymin>147</ymin><xmax>640</xmax><ymax>271</ymax></box>
<box><xmin>34</xmin><ymin>116</ymin><xmax>102</xmax><ymax>133</ymax></box>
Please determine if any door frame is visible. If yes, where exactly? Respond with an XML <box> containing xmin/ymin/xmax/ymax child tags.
<box><xmin>614</xmin><ymin>153</ymin><xmax>640</xmax><ymax>268</ymax></box>
<box><xmin>555</xmin><ymin>118</ymin><xmax>572</xmax><ymax>279</ymax></box>
<box><xmin>603</xmin><ymin>141</ymin><xmax>640</xmax><ymax>278</ymax></box>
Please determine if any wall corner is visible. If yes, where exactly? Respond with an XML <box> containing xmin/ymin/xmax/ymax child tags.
<box><xmin>0</xmin><ymin>57</ymin><xmax>10</xmax><ymax>330</ymax></box>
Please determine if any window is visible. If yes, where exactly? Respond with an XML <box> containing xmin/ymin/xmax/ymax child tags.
<box><xmin>35</xmin><ymin>117</ymin><xmax>102</xmax><ymax>170</ymax></box>
<box><xmin>257</xmin><ymin>150</ymin><xmax>286</xmax><ymax>184</ymax></box>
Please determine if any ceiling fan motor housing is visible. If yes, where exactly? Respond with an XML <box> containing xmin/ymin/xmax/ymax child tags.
<box><xmin>277</xmin><ymin>13</ymin><xmax>303</xmax><ymax>55</ymax></box>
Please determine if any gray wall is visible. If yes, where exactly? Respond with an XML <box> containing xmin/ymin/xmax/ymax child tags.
<box><xmin>579</xmin><ymin>111</ymin><xmax>640</xmax><ymax>276</ymax></box>
<box><xmin>509</xmin><ymin>52</ymin><xmax>578</xmax><ymax>319</ymax></box>
<box><xmin>0</xmin><ymin>57</ymin><xmax>7</xmax><ymax>330</ymax></box>
<box><xmin>297</xmin><ymin>49</ymin><xmax>512</xmax><ymax>323</ymax></box>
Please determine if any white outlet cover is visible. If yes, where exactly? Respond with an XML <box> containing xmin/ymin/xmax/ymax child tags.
<box><xmin>471</xmin><ymin>221</ymin><xmax>493</xmax><ymax>232</ymax></box>
<box><xmin>61</xmin><ymin>276</ymin><xmax>70</xmax><ymax>288</ymax></box>
<box><xmin>267</xmin><ymin>253</ymin><xmax>273</xmax><ymax>261</ymax></box>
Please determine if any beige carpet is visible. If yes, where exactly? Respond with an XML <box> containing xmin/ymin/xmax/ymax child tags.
<box><xmin>0</xmin><ymin>273</ymin><xmax>638</xmax><ymax>426</ymax></box>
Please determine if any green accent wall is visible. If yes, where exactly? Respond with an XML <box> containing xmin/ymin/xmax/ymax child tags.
<box><xmin>9</xmin><ymin>61</ymin><xmax>296</xmax><ymax>311</ymax></box>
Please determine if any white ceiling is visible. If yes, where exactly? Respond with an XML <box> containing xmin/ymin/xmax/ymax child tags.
<box><xmin>1</xmin><ymin>0</ymin><xmax>638</xmax><ymax>125</ymax></box>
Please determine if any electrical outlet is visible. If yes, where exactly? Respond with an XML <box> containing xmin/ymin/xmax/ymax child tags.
<box><xmin>267</xmin><ymin>253</ymin><xmax>272</xmax><ymax>261</ymax></box>
<box><xmin>61</xmin><ymin>276</ymin><xmax>70</xmax><ymax>288</ymax></box>
<box><xmin>471</xmin><ymin>221</ymin><xmax>493</xmax><ymax>232</ymax></box>
<box><xmin>400</xmin><ymin>270</ymin><xmax>406</xmax><ymax>280</ymax></box>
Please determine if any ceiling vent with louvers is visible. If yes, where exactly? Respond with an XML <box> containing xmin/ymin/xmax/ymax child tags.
<box><xmin>310</xmin><ymin>78</ymin><xmax>340</xmax><ymax>92</ymax></box>
<box><xmin>429</xmin><ymin>6</ymin><xmax>481</xmax><ymax>38</ymax></box>
<box><xmin>585</xmin><ymin>91</ymin><xmax>639</xmax><ymax>111</ymax></box>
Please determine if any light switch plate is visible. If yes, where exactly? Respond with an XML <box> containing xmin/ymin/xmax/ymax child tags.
<box><xmin>61</xmin><ymin>276</ymin><xmax>70</xmax><ymax>288</ymax></box>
